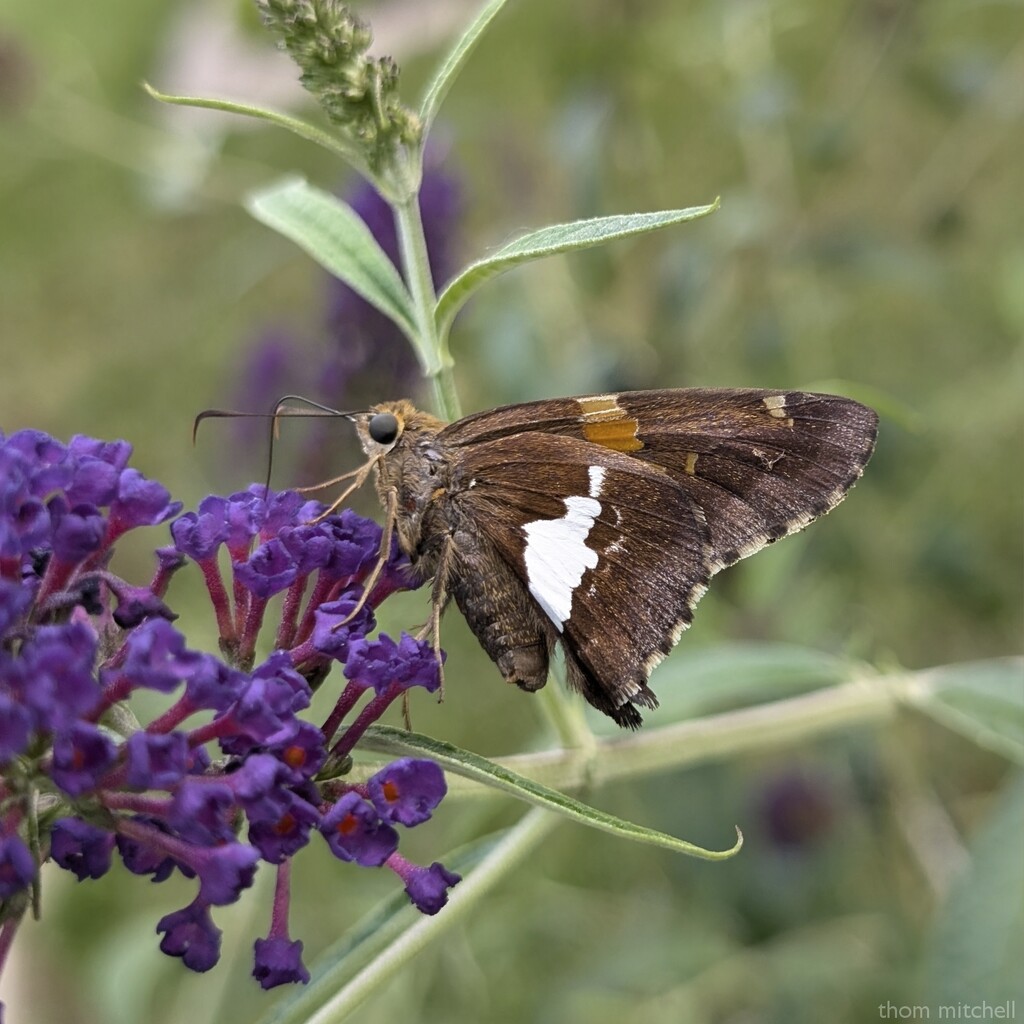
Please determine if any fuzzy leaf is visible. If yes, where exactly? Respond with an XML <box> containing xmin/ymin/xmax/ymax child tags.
<box><xmin>143</xmin><ymin>84</ymin><xmax>370</xmax><ymax>174</ymax></box>
<box><xmin>435</xmin><ymin>199</ymin><xmax>720</xmax><ymax>336</ymax></box>
<box><xmin>245</xmin><ymin>178</ymin><xmax>419</xmax><ymax>346</ymax></box>
<box><xmin>360</xmin><ymin>725</ymin><xmax>742</xmax><ymax>860</ymax></box>
<box><xmin>419</xmin><ymin>0</ymin><xmax>511</xmax><ymax>135</ymax></box>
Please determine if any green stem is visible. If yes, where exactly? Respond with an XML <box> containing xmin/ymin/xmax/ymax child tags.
<box><xmin>344</xmin><ymin>674</ymin><xmax>904</xmax><ymax>803</ymax></box>
<box><xmin>401</xmin><ymin>673</ymin><xmax>903</xmax><ymax>800</ymax></box>
<box><xmin>430</xmin><ymin>367</ymin><xmax>463</xmax><ymax>424</ymax></box>
<box><xmin>392</xmin><ymin>195</ymin><xmax>462</xmax><ymax>421</ymax></box>
<box><xmin>538</xmin><ymin>675</ymin><xmax>599</xmax><ymax>755</ymax></box>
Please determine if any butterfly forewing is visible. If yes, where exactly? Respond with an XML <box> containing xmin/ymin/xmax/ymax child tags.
<box><xmin>613</xmin><ymin>390</ymin><xmax>878</xmax><ymax>570</ymax></box>
<box><xmin>442</xmin><ymin>388</ymin><xmax>878</xmax><ymax>573</ymax></box>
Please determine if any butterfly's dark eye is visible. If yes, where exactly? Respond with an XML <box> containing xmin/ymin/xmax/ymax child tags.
<box><xmin>368</xmin><ymin>412</ymin><xmax>400</xmax><ymax>445</ymax></box>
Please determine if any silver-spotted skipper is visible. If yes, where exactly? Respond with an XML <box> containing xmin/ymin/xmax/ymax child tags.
<box><xmin>341</xmin><ymin>388</ymin><xmax>877</xmax><ymax>728</ymax></box>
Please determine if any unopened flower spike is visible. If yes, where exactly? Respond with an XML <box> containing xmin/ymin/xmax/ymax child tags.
<box><xmin>255</xmin><ymin>0</ymin><xmax>422</xmax><ymax>179</ymax></box>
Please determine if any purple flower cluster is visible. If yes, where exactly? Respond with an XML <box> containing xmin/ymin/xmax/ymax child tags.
<box><xmin>0</xmin><ymin>430</ymin><xmax>460</xmax><ymax>999</ymax></box>
<box><xmin>168</xmin><ymin>485</ymin><xmax>412</xmax><ymax>671</ymax></box>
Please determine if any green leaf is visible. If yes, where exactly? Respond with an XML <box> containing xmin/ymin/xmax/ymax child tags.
<box><xmin>434</xmin><ymin>199</ymin><xmax>720</xmax><ymax>337</ymax></box>
<box><xmin>902</xmin><ymin>658</ymin><xmax>1024</xmax><ymax>765</ymax></box>
<box><xmin>360</xmin><ymin>725</ymin><xmax>742</xmax><ymax>860</ymax></box>
<box><xmin>922</xmin><ymin>771</ymin><xmax>1024</xmax><ymax>1007</ymax></box>
<box><xmin>245</xmin><ymin>178</ymin><xmax>420</xmax><ymax>349</ymax></box>
<box><xmin>419</xmin><ymin>0</ymin><xmax>510</xmax><ymax>135</ymax></box>
<box><xmin>142</xmin><ymin>83</ymin><xmax>371</xmax><ymax>176</ymax></box>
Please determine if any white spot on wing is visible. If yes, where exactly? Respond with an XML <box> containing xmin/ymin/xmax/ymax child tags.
<box><xmin>588</xmin><ymin>465</ymin><xmax>606</xmax><ymax>498</ymax></box>
<box><xmin>523</xmin><ymin>495</ymin><xmax>601</xmax><ymax>632</ymax></box>
<box><xmin>762</xmin><ymin>394</ymin><xmax>793</xmax><ymax>426</ymax></box>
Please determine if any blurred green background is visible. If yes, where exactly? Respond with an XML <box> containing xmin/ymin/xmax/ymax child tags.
<box><xmin>1</xmin><ymin>1</ymin><xmax>1022</xmax><ymax>1022</ymax></box>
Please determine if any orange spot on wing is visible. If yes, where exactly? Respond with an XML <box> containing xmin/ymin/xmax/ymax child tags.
<box><xmin>582</xmin><ymin>419</ymin><xmax>644</xmax><ymax>452</ymax></box>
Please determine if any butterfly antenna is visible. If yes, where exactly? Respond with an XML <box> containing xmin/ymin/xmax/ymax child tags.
<box><xmin>191</xmin><ymin>396</ymin><xmax>365</xmax><ymax>494</ymax></box>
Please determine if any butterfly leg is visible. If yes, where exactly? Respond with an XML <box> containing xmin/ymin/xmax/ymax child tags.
<box><xmin>415</xmin><ymin>533</ymin><xmax>454</xmax><ymax>701</ymax></box>
<box><xmin>331</xmin><ymin>485</ymin><xmax>397</xmax><ymax>630</ymax></box>
<box><xmin>308</xmin><ymin>454</ymin><xmax>380</xmax><ymax>521</ymax></box>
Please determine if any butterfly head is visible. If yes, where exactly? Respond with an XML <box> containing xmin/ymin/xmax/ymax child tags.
<box><xmin>352</xmin><ymin>400</ymin><xmax>447</xmax><ymax>460</ymax></box>
<box><xmin>350</xmin><ymin>401</ymin><xmax>450</xmax><ymax>559</ymax></box>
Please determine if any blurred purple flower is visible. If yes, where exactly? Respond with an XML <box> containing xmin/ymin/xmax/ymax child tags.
<box><xmin>0</xmin><ymin>690</ymin><xmax>31</xmax><ymax>763</ymax></box>
<box><xmin>229</xmin><ymin>329</ymin><xmax>310</xmax><ymax>451</ymax></box>
<box><xmin>225</xmin><ymin>162</ymin><xmax>462</xmax><ymax>483</ymax></box>
<box><xmin>758</xmin><ymin>770</ymin><xmax>836</xmax><ymax>849</ymax></box>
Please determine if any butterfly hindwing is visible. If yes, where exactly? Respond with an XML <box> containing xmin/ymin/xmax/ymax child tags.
<box><xmin>450</xmin><ymin>431</ymin><xmax>712</xmax><ymax>726</ymax></box>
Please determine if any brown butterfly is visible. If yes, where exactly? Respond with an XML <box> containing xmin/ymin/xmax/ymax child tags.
<box><xmin>337</xmin><ymin>388</ymin><xmax>878</xmax><ymax>728</ymax></box>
